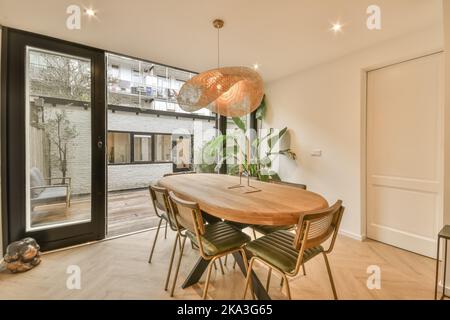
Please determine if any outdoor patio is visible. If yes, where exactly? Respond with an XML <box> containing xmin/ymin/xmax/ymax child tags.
<box><xmin>31</xmin><ymin>188</ymin><xmax>160</xmax><ymax>238</ymax></box>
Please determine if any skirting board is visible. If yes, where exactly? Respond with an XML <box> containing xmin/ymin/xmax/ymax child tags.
<box><xmin>339</xmin><ymin>229</ymin><xmax>365</xmax><ymax>241</ymax></box>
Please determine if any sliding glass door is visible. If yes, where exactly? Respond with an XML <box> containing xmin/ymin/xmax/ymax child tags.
<box><xmin>3</xmin><ymin>29</ymin><xmax>106</xmax><ymax>251</ymax></box>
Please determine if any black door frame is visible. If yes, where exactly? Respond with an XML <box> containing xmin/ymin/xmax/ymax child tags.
<box><xmin>1</xmin><ymin>27</ymin><xmax>106</xmax><ymax>252</ymax></box>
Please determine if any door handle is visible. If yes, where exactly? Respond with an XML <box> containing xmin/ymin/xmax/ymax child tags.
<box><xmin>97</xmin><ymin>137</ymin><xmax>104</xmax><ymax>149</ymax></box>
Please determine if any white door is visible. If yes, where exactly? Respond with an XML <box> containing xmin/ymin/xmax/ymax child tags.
<box><xmin>366</xmin><ymin>53</ymin><xmax>443</xmax><ymax>258</ymax></box>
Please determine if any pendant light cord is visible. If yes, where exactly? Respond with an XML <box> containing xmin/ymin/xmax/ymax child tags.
<box><xmin>217</xmin><ymin>27</ymin><xmax>220</xmax><ymax>68</ymax></box>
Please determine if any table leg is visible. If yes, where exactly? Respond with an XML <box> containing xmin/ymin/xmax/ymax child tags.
<box><xmin>232</xmin><ymin>251</ymin><xmax>271</xmax><ymax>300</ymax></box>
<box><xmin>181</xmin><ymin>251</ymin><xmax>271</xmax><ymax>300</ymax></box>
<box><xmin>435</xmin><ymin>236</ymin><xmax>441</xmax><ymax>300</ymax></box>
<box><xmin>443</xmin><ymin>239</ymin><xmax>448</xmax><ymax>300</ymax></box>
<box><xmin>181</xmin><ymin>257</ymin><xmax>210</xmax><ymax>289</ymax></box>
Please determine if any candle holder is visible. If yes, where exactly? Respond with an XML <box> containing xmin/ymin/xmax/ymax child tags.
<box><xmin>228</xmin><ymin>135</ymin><xmax>261</xmax><ymax>194</ymax></box>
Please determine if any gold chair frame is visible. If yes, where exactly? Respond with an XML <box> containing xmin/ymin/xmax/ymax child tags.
<box><xmin>148</xmin><ymin>185</ymin><xmax>184</xmax><ymax>291</ymax></box>
<box><xmin>243</xmin><ymin>200</ymin><xmax>344</xmax><ymax>300</ymax></box>
<box><xmin>168</xmin><ymin>191</ymin><xmax>250</xmax><ymax>299</ymax></box>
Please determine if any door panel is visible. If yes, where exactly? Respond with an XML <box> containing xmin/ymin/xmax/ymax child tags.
<box><xmin>3</xmin><ymin>28</ymin><xmax>106</xmax><ymax>251</ymax></box>
<box><xmin>367</xmin><ymin>53</ymin><xmax>443</xmax><ymax>257</ymax></box>
<box><xmin>26</xmin><ymin>47</ymin><xmax>93</xmax><ymax>231</ymax></box>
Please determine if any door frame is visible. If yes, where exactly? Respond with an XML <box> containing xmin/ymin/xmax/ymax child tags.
<box><xmin>1</xmin><ymin>27</ymin><xmax>107</xmax><ymax>252</ymax></box>
<box><xmin>362</xmin><ymin>51</ymin><xmax>445</xmax><ymax>249</ymax></box>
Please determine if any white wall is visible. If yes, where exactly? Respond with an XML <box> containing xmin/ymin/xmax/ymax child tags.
<box><xmin>443</xmin><ymin>0</ymin><xmax>450</xmax><ymax>289</ymax></box>
<box><xmin>264</xmin><ymin>25</ymin><xmax>443</xmax><ymax>239</ymax></box>
<box><xmin>0</xmin><ymin>27</ymin><xmax>3</xmax><ymax>257</ymax></box>
<box><xmin>444</xmin><ymin>0</ymin><xmax>450</xmax><ymax>227</ymax></box>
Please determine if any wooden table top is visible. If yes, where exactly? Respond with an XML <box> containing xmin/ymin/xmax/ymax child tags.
<box><xmin>158</xmin><ymin>173</ymin><xmax>329</xmax><ymax>226</ymax></box>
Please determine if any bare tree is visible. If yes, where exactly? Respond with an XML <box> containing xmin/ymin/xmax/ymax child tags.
<box><xmin>30</xmin><ymin>52</ymin><xmax>91</xmax><ymax>102</ymax></box>
<box><xmin>43</xmin><ymin>110</ymin><xmax>78</xmax><ymax>182</ymax></box>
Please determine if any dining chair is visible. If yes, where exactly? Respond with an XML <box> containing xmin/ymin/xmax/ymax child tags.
<box><xmin>249</xmin><ymin>181</ymin><xmax>308</xmax><ymax>282</ymax></box>
<box><xmin>243</xmin><ymin>200</ymin><xmax>344</xmax><ymax>300</ymax></box>
<box><xmin>163</xmin><ymin>171</ymin><xmax>196</xmax><ymax>177</ymax></box>
<box><xmin>148</xmin><ymin>185</ymin><xmax>185</xmax><ymax>291</ymax></box>
<box><xmin>163</xmin><ymin>171</ymin><xmax>227</xmax><ymax>274</ymax></box>
<box><xmin>225</xmin><ymin>181</ymin><xmax>308</xmax><ymax>271</ymax></box>
<box><xmin>147</xmin><ymin>172</ymin><xmax>195</xmax><ymax>240</ymax></box>
<box><xmin>168</xmin><ymin>191</ymin><xmax>251</xmax><ymax>299</ymax></box>
<box><xmin>159</xmin><ymin>173</ymin><xmax>195</xmax><ymax>237</ymax></box>
<box><xmin>252</xmin><ymin>181</ymin><xmax>307</xmax><ymax>239</ymax></box>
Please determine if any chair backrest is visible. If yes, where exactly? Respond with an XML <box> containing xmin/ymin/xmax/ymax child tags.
<box><xmin>294</xmin><ymin>200</ymin><xmax>344</xmax><ymax>255</ymax></box>
<box><xmin>149</xmin><ymin>185</ymin><xmax>178</xmax><ymax>231</ymax></box>
<box><xmin>168</xmin><ymin>191</ymin><xmax>205</xmax><ymax>237</ymax></box>
<box><xmin>269</xmin><ymin>180</ymin><xmax>307</xmax><ymax>190</ymax></box>
<box><xmin>163</xmin><ymin>171</ymin><xmax>196</xmax><ymax>178</ymax></box>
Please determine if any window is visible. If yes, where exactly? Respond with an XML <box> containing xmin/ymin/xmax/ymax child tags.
<box><xmin>155</xmin><ymin>134</ymin><xmax>172</xmax><ymax>162</ymax></box>
<box><xmin>134</xmin><ymin>135</ymin><xmax>152</xmax><ymax>162</ymax></box>
<box><xmin>106</xmin><ymin>53</ymin><xmax>214</xmax><ymax>116</ymax></box>
<box><xmin>107</xmin><ymin>131</ymin><xmax>190</xmax><ymax>165</ymax></box>
<box><xmin>108</xmin><ymin>132</ymin><xmax>131</xmax><ymax>164</ymax></box>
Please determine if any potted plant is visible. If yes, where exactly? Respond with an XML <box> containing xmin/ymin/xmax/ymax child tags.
<box><xmin>196</xmin><ymin>96</ymin><xmax>296</xmax><ymax>181</ymax></box>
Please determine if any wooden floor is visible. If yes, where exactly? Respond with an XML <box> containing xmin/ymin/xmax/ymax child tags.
<box><xmin>106</xmin><ymin>189</ymin><xmax>160</xmax><ymax>237</ymax></box>
<box><xmin>31</xmin><ymin>189</ymin><xmax>159</xmax><ymax>238</ymax></box>
<box><xmin>0</xmin><ymin>229</ymin><xmax>437</xmax><ymax>300</ymax></box>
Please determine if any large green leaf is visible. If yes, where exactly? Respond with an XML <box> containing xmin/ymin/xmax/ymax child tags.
<box><xmin>258</xmin><ymin>169</ymin><xmax>281</xmax><ymax>182</ymax></box>
<box><xmin>227</xmin><ymin>164</ymin><xmax>241</xmax><ymax>175</ymax></box>
<box><xmin>260</xmin><ymin>156</ymin><xmax>272</xmax><ymax>167</ymax></box>
<box><xmin>267</xmin><ymin>127</ymin><xmax>287</xmax><ymax>151</ymax></box>
<box><xmin>278</xmin><ymin>149</ymin><xmax>297</xmax><ymax>160</ymax></box>
<box><xmin>254</xmin><ymin>128</ymin><xmax>273</xmax><ymax>148</ymax></box>
<box><xmin>255</xmin><ymin>95</ymin><xmax>267</xmax><ymax>120</ymax></box>
<box><xmin>204</xmin><ymin>135</ymin><xmax>225</xmax><ymax>156</ymax></box>
<box><xmin>232</xmin><ymin>117</ymin><xmax>246</xmax><ymax>132</ymax></box>
<box><xmin>196</xmin><ymin>94</ymin><xmax>296</xmax><ymax>183</ymax></box>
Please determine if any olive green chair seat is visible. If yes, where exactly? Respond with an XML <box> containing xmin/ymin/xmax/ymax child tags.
<box><xmin>227</xmin><ymin>221</ymin><xmax>250</xmax><ymax>230</ymax></box>
<box><xmin>187</xmin><ymin>221</ymin><xmax>251</xmax><ymax>257</ymax></box>
<box><xmin>245</xmin><ymin>230</ymin><xmax>324</xmax><ymax>273</ymax></box>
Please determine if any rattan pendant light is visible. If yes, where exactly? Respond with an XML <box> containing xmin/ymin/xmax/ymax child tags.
<box><xmin>177</xmin><ymin>19</ymin><xmax>264</xmax><ymax>117</ymax></box>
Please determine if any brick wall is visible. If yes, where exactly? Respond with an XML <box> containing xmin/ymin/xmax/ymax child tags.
<box><xmin>108</xmin><ymin>163</ymin><xmax>172</xmax><ymax>191</ymax></box>
<box><xmin>38</xmin><ymin>105</ymin><xmax>216</xmax><ymax>194</ymax></box>
<box><xmin>42</xmin><ymin>105</ymin><xmax>92</xmax><ymax>195</ymax></box>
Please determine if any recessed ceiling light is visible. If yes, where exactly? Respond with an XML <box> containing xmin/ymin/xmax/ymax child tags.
<box><xmin>331</xmin><ymin>22</ymin><xmax>342</xmax><ymax>33</ymax></box>
<box><xmin>85</xmin><ymin>8</ymin><xmax>96</xmax><ymax>16</ymax></box>
<box><xmin>253</xmin><ymin>64</ymin><xmax>259</xmax><ymax>70</ymax></box>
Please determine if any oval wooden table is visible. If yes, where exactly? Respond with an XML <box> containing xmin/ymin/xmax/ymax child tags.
<box><xmin>158</xmin><ymin>173</ymin><xmax>329</xmax><ymax>300</ymax></box>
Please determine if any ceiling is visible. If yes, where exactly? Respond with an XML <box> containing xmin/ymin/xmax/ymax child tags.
<box><xmin>0</xmin><ymin>0</ymin><xmax>443</xmax><ymax>82</ymax></box>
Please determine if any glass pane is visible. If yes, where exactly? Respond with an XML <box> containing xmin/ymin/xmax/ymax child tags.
<box><xmin>134</xmin><ymin>135</ymin><xmax>152</xmax><ymax>162</ymax></box>
<box><xmin>26</xmin><ymin>47</ymin><xmax>92</xmax><ymax>231</ymax></box>
<box><xmin>155</xmin><ymin>134</ymin><xmax>172</xmax><ymax>162</ymax></box>
<box><xmin>105</xmin><ymin>53</ymin><xmax>218</xmax><ymax>237</ymax></box>
<box><xmin>173</xmin><ymin>135</ymin><xmax>192</xmax><ymax>170</ymax></box>
<box><xmin>105</xmin><ymin>53</ymin><xmax>213</xmax><ymax>116</ymax></box>
<box><xmin>107</xmin><ymin>132</ymin><xmax>131</xmax><ymax>164</ymax></box>
<box><xmin>226</xmin><ymin>116</ymin><xmax>249</xmax><ymax>174</ymax></box>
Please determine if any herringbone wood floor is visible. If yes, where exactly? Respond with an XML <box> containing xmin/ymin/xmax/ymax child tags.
<box><xmin>0</xmin><ymin>229</ymin><xmax>436</xmax><ymax>300</ymax></box>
